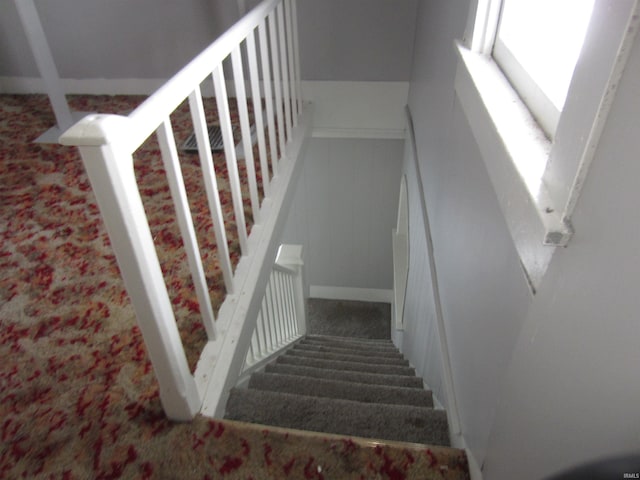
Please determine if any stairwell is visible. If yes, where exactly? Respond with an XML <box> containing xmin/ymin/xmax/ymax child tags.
<box><xmin>225</xmin><ymin>334</ymin><xmax>451</xmax><ymax>446</ymax></box>
<box><xmin>222</xmin><ymin>299</ymin><xmax>469</xmax><ymax>478</ymax></box>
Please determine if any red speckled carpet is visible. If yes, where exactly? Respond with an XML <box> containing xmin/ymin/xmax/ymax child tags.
<box><xmin>0</xmin><ymin>94</ymin><xmax>469</xmax><ymax>479</ymax></box>
<box><xmin>0</xmin><ymin>94</ymin><xmax>254</xmax><ymax>477</ymax></box>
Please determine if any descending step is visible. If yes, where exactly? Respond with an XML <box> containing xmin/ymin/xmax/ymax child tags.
<box><xmin>264</xmin><ymin>363</ymin><xmax>424</xmax><ymax>388</ymax></box>
<box><xmin>275</xmin><ymin>354</ymin><xmax>415</xmax><ymax>376</ymax></box>
<box><xmin>285</xmin><ymin>348</ymin><xmax>410</xmax><ymax>366</ymax></box>
<box><xmin>304</xmin><ymin>334</ymin><xmax>398</xmax><ymax>349</ymax></box>
<box><xmin>249</xmin><ymin>372</ymin><xmax>434</xmax><ymax>407</ymax></box>
<box><xmin>293</xmin><ymin>342</ymin><xmax>406</xmax><ymax>359</ymax></box>
<box><xmin>224</xmin><ymin>334</ymin><xmax>451</xmax><ymax>447</ymax></box>
<box><xmin>225</xmin><ymin>389</ymin><xmax>450</xmax><ymax>446</ymax></box>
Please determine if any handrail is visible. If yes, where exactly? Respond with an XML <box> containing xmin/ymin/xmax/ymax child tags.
<box><xmin>59</xmin><ymin>0</ymin><xmax>309</xmax><ymax>421</ymax></box>
<box><xmin>126</xmin><ymin>0</ymin><xmax>280</xmax><ymax>150</ymax></box>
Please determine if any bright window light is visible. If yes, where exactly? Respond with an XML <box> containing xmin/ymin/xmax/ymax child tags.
<box><xmin>494</xmin><ymin>0</ymin><xmax>595</xmax><ymax>135</ymax></box>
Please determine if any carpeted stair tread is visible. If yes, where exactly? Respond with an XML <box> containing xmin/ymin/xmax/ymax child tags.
<box><xmin>225</xmin><ymin>388</ymin><xmax>450</xmax><ymax>446</ymax></box>
<box><xmin>285</xmin><ymin>348</ymin><xmax>410</xmax><ymax>366</ymax></box>
<box><xmin>298</xmin><ymin>339</ymin><xmax>403</xmax><ymax>354</ymax></box>
<box><xmin>249</xmin><ymin>372</ymin><xmax>434</xmax><ymax>407</ymax></box>
<box><xmin>276</xmin><ymin>354</ymin><xmax>416</xmax><ymax>376</ymax></box>
<box><xmin>306</xmin><ymin>334</ymin><xmax>393</xmax><ymax>343</ymax></box>
<box><xmin>293</xmin><ymin>343</ymin><xmax>406</xmax><ymax>359</ymax></box>
<box><xmin>303</xmin><ymin>335</ymin><xmax>398</xmax><ymax>350</ymax></box>
<box><xmin>264</xmin><ymin>363</ymin><xmax>424</xmax><ymax>389</ymax></box>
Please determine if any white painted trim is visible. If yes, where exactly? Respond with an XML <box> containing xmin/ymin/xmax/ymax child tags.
<box><xmin>309</xmin><ymin>286</ymin><xmax>393</xmax><ymax>304</ymax></box>
<box><xmin>311</xmin><ymin>127</ymin><xmax>405</xmax><ymax>139</ymax></box>
<box><xmin>0</xmin><ymin>76</ymin><xmax>168</xmax><ymax>95</ymax></box>
<box><xmin>455</xmin><ymin>1</ymin><xmax>640</xmax><ymax>290</ymax></box>
<box><xmin>454</xmin><ymin>47</ymin><xmax>559</xmax><ymax>290</ymax></box>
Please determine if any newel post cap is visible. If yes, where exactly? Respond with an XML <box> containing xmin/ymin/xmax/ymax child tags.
<box><xmin>59</xmin><ymin>114</ymin><xmax>134</xmax><ymax>147</ymax></box>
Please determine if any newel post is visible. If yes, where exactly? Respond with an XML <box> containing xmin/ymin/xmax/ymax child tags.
<box><xmin>275</xmin><ymin>244</ymin><xmax>306</xmax><ymax>335</ymax></box>
<box><xmin>60</xmin><ymin>115</ymin><xmax>201</xmax><ymax>421</ymax></box>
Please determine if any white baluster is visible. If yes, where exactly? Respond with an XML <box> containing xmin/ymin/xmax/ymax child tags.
<box><xmin>268</xmin><ymin>11</ymin><xmax>286</xmax><ymax>160</ymax></box>
<box><xmin>273</xmin><ymin>272</ymin><xmax>286</xmax><ymax>344</ymax></box>
<box><xmin>278</xmin><ymin>272</ymin><xmax>290</xmax><ymax>340</ymax></box>
<box><xmin>256</xmin><ymin>309</ymin><xmax>267</xmax><ymax>357</ymax></box>
<box><xmin>188</xmin><ymin>88</ymin><xmax>235</xmax><ymax>293</ymax></box>
<box><xmin>247</xmin><ymin>339</ymin><xmax>256</xmax><ymax>365</ymax></box>
<box><xmin>277</xmin><ymin>2</ymin><xmax>293</xmax><ymax>140</ymax></box>
<box><xmin>156</xmin><ymin>119</ymin><xmax>217</xmax><ymax>340</ymax></box>
<box><xmin>262</xmin><ymin>293</ymin><xmax>275</xmax><ymax>351</ymax></box>
<box><xmin>258</xmin><ymin>19</ymin><xmax>279</xmax><ymax>177</ymax></box>
<box><xmin>246</xmin><ymin>30</ymin><xmax>271</xmax><ymax>197</ymax></box>
<box><xmin>231</xmin><ymin>46</ymin><xmax>260</xmax><ymax>223</ymax></box>
<box><xmin>285</xmin><ymin>0</ymin><xmax>298</xmax><ymax>125</ymax></box>
<box><xmin>291</xmin><ymin>0</ymin><xmax>302</xmax><ymax>116</ymax></box>
<box><xmin>212</xmin><ymin>65</ymin><xmax>249</xmax><ymax>255</ymax></box>
<box><xmin>284</xmin><ymin>274</ymin><xmax>295</xmax><ymax>338</ymax></box>
<box><xmin>279</xmin><ymin>272</ymin><xmax>291</xmax><ymax>340</ymax></box>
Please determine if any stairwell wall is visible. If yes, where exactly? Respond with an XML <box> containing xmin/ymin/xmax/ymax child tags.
<box><xmin>406</xmin><ymin>0</ymin><xmax>640</xmax><ymax>478</ymax></box>
<box><xmin>0</xmin><ymin>0</ymin><xmax>239</xmax><ymax>80</ymax></box>
<box><xmin>280</xmin><ymin>137</ymin><xmax>403</xmax><ymax>297</ymax></box>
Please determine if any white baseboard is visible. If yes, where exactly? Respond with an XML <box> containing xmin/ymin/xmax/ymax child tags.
<box><xmin>311</xmin><ymin>127</ymin><xmax>405</xmax><ymax>140</ymax></box>
<box><xmin>0</xmin><ymin>76</ymin><xmax>167</xmax><ymax>95</ymax></box>
<box><xmin>450</xmin><ymin>433</ymin><xmax>483</xmax><ymax>480</ymax></box>
<box><xmin>2</xmin><ymin>77</ymin><xmax>409</xmax><ymax>139</ymax></box>
<box><xmin>310</xmin><ymin>285</ymin><xmax>393</xmax><ymax>304</ymax></box>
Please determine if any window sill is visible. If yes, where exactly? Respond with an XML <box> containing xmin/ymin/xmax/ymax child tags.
<box><xmin>454</xmin><ymin>42</ymin><xmax>572</xmax><ymax>290</ymax></box>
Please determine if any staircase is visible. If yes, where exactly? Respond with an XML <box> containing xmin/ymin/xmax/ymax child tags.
<box><xmin>225</xmin><ymin>334</ymin><xmax>450</xmax><ymax>446</ymax></box>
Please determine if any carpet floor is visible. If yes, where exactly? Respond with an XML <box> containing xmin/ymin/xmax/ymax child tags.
<box><xmin>0</xmin><ymin>93</ymin><xmax>269</xmax><ymax>478</ymax></box>
<box><xmin>306</xmin><ymin>298</ymin><xmax>391</xmax><ymax>339</ymax></box>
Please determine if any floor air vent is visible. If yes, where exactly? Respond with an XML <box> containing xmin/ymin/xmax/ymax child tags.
<box><xmin>181</xmin><ymin>125</ymin><xmax>237</xmax><ymax>152</ymax></box>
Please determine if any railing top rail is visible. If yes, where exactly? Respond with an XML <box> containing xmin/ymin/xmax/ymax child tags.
<box><xmin>123</xmin><ymin>0</ymin><xmax>279</xmax><ymax>150</ymax></box>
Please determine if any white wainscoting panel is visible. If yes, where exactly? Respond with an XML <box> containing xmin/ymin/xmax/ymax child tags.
<box><xmin>281</xmin><ymin>137</ymin><xmax>403</xmax><ymax>293</ymax></box>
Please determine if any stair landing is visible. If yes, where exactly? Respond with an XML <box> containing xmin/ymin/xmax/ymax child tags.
<box><xmin>195</xmin><ymin>418</ymin><xmax>469</xmax><ymax>479</ymax></box>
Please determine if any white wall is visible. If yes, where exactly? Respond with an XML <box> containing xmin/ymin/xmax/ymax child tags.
<box><xmin>0</xmin><ymin>0</ymin><xmax>239</xmax><ymax>79</ymax></box>
<box><xmin>481</xmin><ymin>25</ymin><xmax>640</xmax><ymax>478</ymax></box>
<box><xmin>404</xmin><ymin>0</ymin><xmax>640</xmax><ymax>478</ymax></box>
<box><xmin>281</xmin><ymin>137</ymin><xmax>402</xmax><ymax>295</ymax></box>
<box><xmin>296</xmin><ymin>0</ymin><xmax>417</xmax><ymax>81</ymax></box>
<box><xmin>404</xmin><ymin>0</ymin><xmax>531</xmax><ymax>465</ymax></box>
<box><xmin>2</xmin><ymin>0</ymin><xmax>417</xmax><ymax>82</ymax></box>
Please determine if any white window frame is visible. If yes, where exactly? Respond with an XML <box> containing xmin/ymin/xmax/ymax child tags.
<box><xmin>455</xmin><ymin>0</ymin><xmax>640</xmax><ymax>290</ymax></box>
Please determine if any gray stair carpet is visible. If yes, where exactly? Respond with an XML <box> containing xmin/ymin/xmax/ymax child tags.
<box><xmin>285</xmin><ymin>348</ymin><xmax>410</xmax><ymax>366</ymax></box>
<box><xmin>224</xmin><ymin>334</ymin><xmax>450</xmax><ymax>446</ymax></box>
<box><xmin>293</xmin><ymin>342</ymin><xmax>406</xmax><ymax>358</ymax></box>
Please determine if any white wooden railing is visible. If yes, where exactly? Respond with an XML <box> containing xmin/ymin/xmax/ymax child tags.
<box><xmin>60</xmin><ymin>0</ymin><xmax>311</xmax><ymax>421</ymax></box>
<box><xmin>241</xmin><ymin>245</ymin><xmax>306</xmax><ymax>378</ymax></box>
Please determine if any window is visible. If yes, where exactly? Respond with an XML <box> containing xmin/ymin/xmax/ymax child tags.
<box><xmin>493</xmin><ymin>0</ymin><xmax>595</xmax><ymax>137</ymax></box>
<box><xmin>456</xmin><ymin>0</ymin><xmax>639</xmax><ymax>289</ymax></box>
